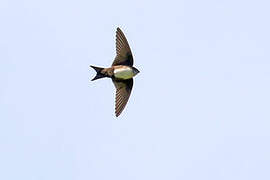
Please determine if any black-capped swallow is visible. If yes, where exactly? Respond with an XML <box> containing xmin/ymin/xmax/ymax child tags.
<box><xmin>90</xmin><ymin>27</ymin><xmax>139</xmax><ymax>117</ymax></box>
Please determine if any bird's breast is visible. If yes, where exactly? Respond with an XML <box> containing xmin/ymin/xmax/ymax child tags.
<box><xmin>114</xmin><ymin>67</ymin><xmax>134</xmax><ymax>80</ymax></box>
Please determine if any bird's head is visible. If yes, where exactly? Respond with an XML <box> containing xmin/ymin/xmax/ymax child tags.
<box><xmin>132</xmin><ymin>67</ymin><xmax>140</xmax><ymax>76</ymax></box>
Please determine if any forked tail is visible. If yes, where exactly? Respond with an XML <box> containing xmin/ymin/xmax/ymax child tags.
<box><xmin>90</xmin><ymin>65</ymin><xmax>106</xmax><ymax>81</ymax></box>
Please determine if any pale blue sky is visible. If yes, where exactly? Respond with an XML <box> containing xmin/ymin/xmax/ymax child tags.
<box><xmin>1</xmin><ymin>0</ymin><xmax>270</xmax><ymax>179</ymax></box>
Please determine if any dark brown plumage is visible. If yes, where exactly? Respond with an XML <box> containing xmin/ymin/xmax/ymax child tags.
<box><xmin>113</xmin><ymin>79</ymin><xmax>133</xmax><ymax>117</ymax></box>
<box><xmin>113</xmin><ymin>28</ymin><xmax>133</xmax><ymax>66</ymax></box>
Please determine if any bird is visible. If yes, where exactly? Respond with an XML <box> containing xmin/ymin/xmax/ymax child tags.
<box><xmin>90</xmin><ymin>27</ymin><xmax>140</xmax><ymax>117</ymax></box>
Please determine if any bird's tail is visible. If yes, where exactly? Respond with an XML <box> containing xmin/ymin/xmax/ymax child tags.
<box><xmin>90</xmin><ymin>66</ymin><xmax>106</xmax><ymax>81</ymax></box>
<box><xmin>90</xmin><ymin>65</ymin><xmax>106</xmax><ymax>81</ymax></box>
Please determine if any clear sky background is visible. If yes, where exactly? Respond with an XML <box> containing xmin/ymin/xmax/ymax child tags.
<box><xmin>1</xmin><ymin>0</ymin><xmax>270</xmax><ymax>179</ymax></box>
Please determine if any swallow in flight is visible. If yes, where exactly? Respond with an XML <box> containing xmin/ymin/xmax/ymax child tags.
<box><xmin>90</xmin><ymin>27</ymin><xmax>139</xmax><ymax>117</ymax></box>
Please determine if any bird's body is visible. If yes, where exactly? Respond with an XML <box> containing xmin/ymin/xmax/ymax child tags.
<box><xmin>113</xmin><ymin>65</ymin><xmax>135</xmax><ymax>80</ymax></box>
<box><xmin>90</xmin><ymin>28</ymin><xmax>139</xmax><ymax>117</ymax></box>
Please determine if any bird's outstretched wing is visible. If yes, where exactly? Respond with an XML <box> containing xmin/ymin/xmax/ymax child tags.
<box><xmin>112</xmin><ymin>78</ymin><xmax>133</xmax><ymax>117</ymax></box>
<box><xmin>112</xmin><ymin>27</ymin><xmax>133</xmax><ymax>66</ymax></box>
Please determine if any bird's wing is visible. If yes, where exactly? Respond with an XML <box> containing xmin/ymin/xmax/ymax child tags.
<box><xmin>112</xmin><ymin>78</ymin><xmax>133</xmax><ymax>117</ymax></box>
<box><xmin>112</xmin><ymin>27</ymin><xmax>133</xmax><ymax>66</ymax></box>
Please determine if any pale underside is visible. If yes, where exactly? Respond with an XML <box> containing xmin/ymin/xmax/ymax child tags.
<box><xmin>114</xmin><ymin>67</ymin><xmax>134</xmax><ymax>80</ymax></box>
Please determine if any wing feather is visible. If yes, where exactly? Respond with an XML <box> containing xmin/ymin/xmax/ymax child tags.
<box><xmin>112</xmin><ymin>79</ymin><xmax>133</xmax><ymax>117</ymax></box>
<box><xmin>112</xmin><ymin>27</ymin><xmax>133</xmax><ymax>66</ymax></box>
